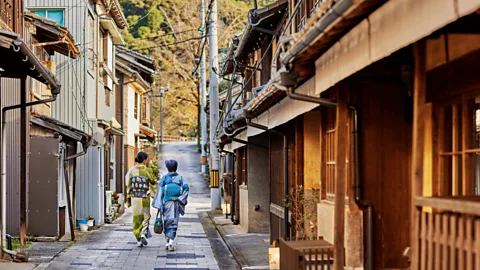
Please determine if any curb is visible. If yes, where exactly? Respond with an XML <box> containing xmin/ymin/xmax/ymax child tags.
<box><xmin>198</xmin><ymin>212</ymin><xmax>239</xmax><ymax>270</ymax></box>
<box><xmin>205</xmin><ymin>211</ymin><xmax>250</xmax><ymax>270</ymax></box>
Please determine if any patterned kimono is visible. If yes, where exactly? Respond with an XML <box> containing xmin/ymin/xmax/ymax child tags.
<box><xmin>152</xmin><ymin>173</ymin><xmax>189</xmax><ymax>241</ymax></box>
<box><xmin>125</xmin><ymin>165</ymin><xmax>158</xmax><ymax>241</ymax></box>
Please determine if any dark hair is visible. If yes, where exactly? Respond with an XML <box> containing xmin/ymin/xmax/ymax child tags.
<box><xmin>135</xmin><ymin>152</ymin><xmax>148</xmax><ymax>163</ymax></box>
<box><xmin>165</xmin><ymin>159</ymin><xmax>178</xmax><ymax>172</ymax></box>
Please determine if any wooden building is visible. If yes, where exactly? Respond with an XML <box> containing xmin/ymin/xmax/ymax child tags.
<box><xmin>219</xmin><ymin>0</ymin><xmax>480</xmax><ymax>269</ymax></box>
<box><xmin>115</xmin><ymin>46</ymin><xmax>156</xmax><ymax>192</ymax></box>
<box><xmin>0</xmin><ymin>0</ymin><xmax>62</xmax><ymax>258</ymax></box>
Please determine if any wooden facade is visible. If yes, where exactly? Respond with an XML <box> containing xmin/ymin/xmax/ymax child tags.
<box><xmin>221</xmin><ymin>0</ymin><xmax>480</xmax><ymax>269</ymax></box>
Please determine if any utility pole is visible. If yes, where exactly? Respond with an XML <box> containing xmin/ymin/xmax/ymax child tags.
<box><xmin>208</xmin><ymin>0</ymin><xmax>221</xmax><ymax>210</ymax></box>
<box><xmin>200</xmin><ymin>0</ymin><xmax>208</xmax><ymax>175</ymax></box>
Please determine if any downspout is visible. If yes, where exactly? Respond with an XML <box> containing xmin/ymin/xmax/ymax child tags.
<box><xmin>274</xmin><ymin>84</ymin><xmax>337</xmax><ymax>108</ymax></box>
<box><xmin>246</xmin><ymin>119</ymin><xmax>289</xmax><ymax>240</ymax></box>
<box><xmin>349</xmin><ymin>105</ymin><xmax>373</xmax><ymax>270</ymax></box>
<box><xmin>2</xmin><ymin>90</ymin><xmax>58</xmax><ymax>257</ymax></box>
<box><xmin>276</xmin><ymin>83</ymin><xmax>373</xmax><ymax>270</ymax></box>
<box><xmin>231</xmin><ymin>152</ymin><xmax>236</xmax><ymax>223</ymax></box>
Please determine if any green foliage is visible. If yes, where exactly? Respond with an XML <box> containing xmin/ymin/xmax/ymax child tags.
<box><xmin>120</xmin><ymin>0</ymin><xmax>251</xmax><ymax>137</ymax></box>
<box><xmin>149</xmin><ymin>160</ymin><xmax>160</xmax><ymax>181</ymax></box>
<box><xmin>147</xmin><ymin>8</ymin><xmax>163</xmax><ymax>31</ymax></box>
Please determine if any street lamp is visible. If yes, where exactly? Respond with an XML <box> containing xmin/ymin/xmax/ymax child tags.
<box><xmin>148</xmin><ymin>84</ymin><xmax>169</xmax><ymax>145</ymax></box>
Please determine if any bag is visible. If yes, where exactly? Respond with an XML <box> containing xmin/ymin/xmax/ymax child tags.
<box><xmin>154</xmin><ymin>210</ymin><xmax>163</xmax><ymax>234</ymax></box>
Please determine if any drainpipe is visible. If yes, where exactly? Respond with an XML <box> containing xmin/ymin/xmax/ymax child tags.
<box><xmin>246</xmin><ymin>119</ymin><xmax>289</xmax><ymax>240</ymax></box>
<box><xmin>231</xmin><ymin>152</ymin><xmax>236</xmax><ymax>223</ymax></box>
<box><xmin>274</xmin><ymin>84</ymin><xmax>337</xmax><ymax>108</ymax></box>
<box><xmin>2</xmin><ymin>88</ymin><xmax>58</xmax><ymax>257</ymax></box>
<box><xmin>349</xmin><ymin>105</ymin><xmax>373</xmax><ymax>270</ymax></box>
<box><xmin>276</xmin><ymin>79</ymin><xmax>373</xmax><ymax>269</ymax></box>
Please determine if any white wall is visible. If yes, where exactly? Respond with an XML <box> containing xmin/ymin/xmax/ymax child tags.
<box><xmin>126</xmin><ymin>85</ymin><xmax>140</xmax><ymax>147</ymax></box>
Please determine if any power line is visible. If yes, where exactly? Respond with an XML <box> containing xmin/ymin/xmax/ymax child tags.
<box><xmin>133</xmin><ymin>36</ymin><xmax>206</xmax><ymax>50</ymax></box>
<box><xmin>128</xmin><ymin>4</ymin><xmax>158</xmax><ymax>28</ymax></box>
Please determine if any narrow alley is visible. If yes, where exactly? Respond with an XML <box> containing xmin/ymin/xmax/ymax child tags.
<box><xmin>35</xmin><ymin>143</ymin><xmax>223</xmax><ymax>270</ymax></box>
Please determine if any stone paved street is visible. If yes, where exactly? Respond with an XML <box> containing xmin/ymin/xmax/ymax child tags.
<box><xmin>35</xmin><ymin>143</ymin><xmax>221</xmax><ymax>270</ymax></box>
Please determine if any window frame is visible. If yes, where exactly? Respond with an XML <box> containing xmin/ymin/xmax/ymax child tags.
<box><xmin>134</xmin><ymin>92</ymin><xmax>139</xmax><ymax>119</ymax></box>
<box><xmin>32</xmin><ymin>8</ymin><xmax>65</xmax><ymax>26</ymax></box>
<box><xmin>434</xmin><ymin>91</ymin><xmax>480</xmax><ymax>197</ymax></box>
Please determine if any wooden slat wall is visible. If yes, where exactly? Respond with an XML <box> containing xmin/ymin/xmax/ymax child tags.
<box><xmin>353</xmin><ymin>78</ymin><xmax>413</xmax><ymax>268</ymax></box>
<box><xmin>415</xmin><ymin>207</ymin><xmax>480</xmax><ymax>270</ymax></box>
<box><xmin>269</xmin><ymin>119</ymin><xmax>301</xmax><ymax>241</ymax></box>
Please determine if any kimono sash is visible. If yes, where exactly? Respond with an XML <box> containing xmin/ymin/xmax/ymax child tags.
<box><xmin>129</xmin><ymin>175</ymin><xmax>150</xmax><ymax>198</ymax></box>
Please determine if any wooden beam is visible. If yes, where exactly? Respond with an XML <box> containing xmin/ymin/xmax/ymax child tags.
<box><xmin>411</xmin><ymin>40</ymin><xmax>427</xmax><ymax>270</ymax></box>
<box><xmin>334</xmin><ymin>84</ymin><xmax>348</xmax><ymax>270</ymax></box>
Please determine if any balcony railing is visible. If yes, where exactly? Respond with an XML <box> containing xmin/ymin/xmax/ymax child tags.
<box><xmin>414</xmin><ymin>196</ymin><xmax>480</xmax><ymax>270</ymax></box>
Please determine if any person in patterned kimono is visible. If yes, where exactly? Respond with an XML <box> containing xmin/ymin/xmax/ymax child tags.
<box><xmin>125</xmin><ymin>152</ymin><xmax>158</xmax><ymax>247</ymax></box>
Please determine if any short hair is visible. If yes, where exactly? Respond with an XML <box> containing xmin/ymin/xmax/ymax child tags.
<box><xmin>165</xmin><ymin>159</ymin><xmax>178</xmax><ymax>172</ymax></box>
<box><xmin>135</xmin><ymin>152</ymin><xmax>148</xmax><ymax>163</ymax></box>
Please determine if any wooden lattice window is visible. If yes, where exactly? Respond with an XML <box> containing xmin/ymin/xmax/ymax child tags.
<box><xmin>134</xmin><ymin>92</ymin><xmax>139</xmax><ymax>119</ymax></box>
<box><xmin>322</xmin><ymin>107</ymin><xmax>336</xmax><ymax>200</ymax></box>
<box><xmin>436</xmin><ymin>94</ymin><xmax>480</xmax><ymax>196</ymax></box>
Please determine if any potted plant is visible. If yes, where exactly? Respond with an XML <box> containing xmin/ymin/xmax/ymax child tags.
<box><xmin>86</xmin><ymin>216</ymin><xmax>94</xmax><ymax>227</ymax></box>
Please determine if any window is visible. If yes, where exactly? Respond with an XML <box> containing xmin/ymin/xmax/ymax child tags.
<box><xmin>436</xmin><ymin>94</ymin><xmax>480</xmax><ymax>196</ymax></box>
<box><xmin>33</xmin><ymin>9</ymin><xmax>64</xmax><ymax>26</ymax></box>
<box><xmin>322</xmin><ymin>106</ymin><xmax>336</xmax><ymax>200</ymax></box>
<box><xmin>105</xmin><ymin>88</ymin><xmax>110</xmax><ymax>107</ymax></box>
<box><xmin>134</xmin><ymin>92</ymin><xmax>139</xmax><ymax>119</ymax></box>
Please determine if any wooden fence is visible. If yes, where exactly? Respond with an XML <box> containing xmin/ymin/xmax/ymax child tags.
<box><xmin>279</xmin><ymin>238</ymin><xmax>334</xmax><ymax>270</ymax></box>
<box><xmin>162</xmin><ymin>135</ymin><xmax>196</xmax><ymax>142</ymax></box>
<box><xmin>413</xmin><ymin>196</ymin><xmax>480</xmax><ymax>270</ymax></box>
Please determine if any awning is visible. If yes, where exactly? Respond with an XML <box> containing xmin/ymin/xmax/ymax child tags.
<box><xmin>116</xmin><ymin>46</ymin><xmax>156</xmax><ymax>84</ymax></box>
<box><xmin>101</xmin><ymin>0</ymin><xmax>128</xmax><ymax>30</ymax></box>
<box><xmin>98</xmin><ymin>118</ymin><xmax>125</xmax><ymax>136</ymax></box>
<box><xmin>247</xmin><ymin>77</ymin><xmax>317</xmax><ymax>137</ymax></box>
<box><xmin>31</xmin><ymin>113</ymin><xmax>92</xmax><ymax>148</ymax></box>
<box><xmin>223</xmin><ymin>76</ymin><xmax>316</xmax><ymax>139</ymax></box>
<box><xmin>0</xmin><ymin>30</ymin><xmax>59</xmax><ymax>94</ymax></box>
<box><xmin>313</xmin><ymin>0</ymin><xmax>480</xmax><ymax>95</ymax></box>
<box><xmin>116</xmin><ymin>53</ymin><xmax>155</xmax><ymax>84</ymax></box>
<box><xmin>99</xmin><ymin>17</ymin><xmax>125</xmax><ymax>45</ymax></box>
<box><xmin>115</xmin><ymin>60</ymin><xmax>151</xmax><ymax>90</ymax></box>
<box><xmin>280</xmin><ymin>0</ymin><xmax>386</xmax><ymax>85</ymax></box>
<box><xmin>234</xmin><ymin>0</ymin><xmax>288</xmax><ymax>62</ymax></box>
<box><xmin>282</xmin><ymin>0</ymin><xmax>480</xmax><ymax>90</ymax></box>
<box><xmin>139</xmin><ymin>124</ymin><xmax>157</xmax><ymax>141</ymax></box>
<box><xmin>25</xmin><ymin>12</ymin><xmax>80</xmax><ymax>58</ymax></box>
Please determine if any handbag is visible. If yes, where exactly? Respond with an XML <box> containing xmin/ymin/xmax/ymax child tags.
<box><xmin>154</xmin><ymin>210</ymin><xmax>163</xmax><ymax>234</ymax></box>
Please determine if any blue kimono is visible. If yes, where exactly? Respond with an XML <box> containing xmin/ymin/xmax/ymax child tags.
<box><xmin>152</xmin><ymin>173</ymin><xmax>189</xmax><ymax>241</ymax></box>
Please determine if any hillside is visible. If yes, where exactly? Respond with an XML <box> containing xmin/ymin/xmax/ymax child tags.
<box><xmin>119</xmin><ymin>0</ymin><xmax>256</xmax><ymax>138</ymax></box>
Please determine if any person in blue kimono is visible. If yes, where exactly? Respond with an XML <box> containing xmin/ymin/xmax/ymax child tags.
<box><xmin>152</xmin><ymin>159</ymin><xmax>189</xmax><ymax>251</ymax></box>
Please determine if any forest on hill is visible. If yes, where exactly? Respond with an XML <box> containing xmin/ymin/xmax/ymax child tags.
<box><xmin>119</xmin><ymin>0</ymin><xmax>269</xmax><ymax>138</ymax></box>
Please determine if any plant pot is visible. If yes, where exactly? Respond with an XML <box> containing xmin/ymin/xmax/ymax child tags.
<box><xmin>87</xmin><ymin>220</ymin><xmax>94</xmax><ymax>227</ymax></box>
<box><xmin>80</xmin><ymin>224</ymin><xmax>88</xmax><ymax>232</ymax></box>
<box><xmin>77</xmin><ymin>219</ymin><xmax>87</xmax><ymax>227</ymax></box>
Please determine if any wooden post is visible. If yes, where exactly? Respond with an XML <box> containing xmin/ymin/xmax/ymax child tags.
<box><xmin>64</xmin><ymin>161</ymin><xmax>75</xmax><ymax>241</ymax></box>
<box><xmin>334</xmin><ymin>85</ymin><xmax>348</xmax><ymax>269</ymax></box>
<box><xmin>411</xmin><ymin>40</ymin><xmax>427</xmax><ymax>270</ymax></box>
